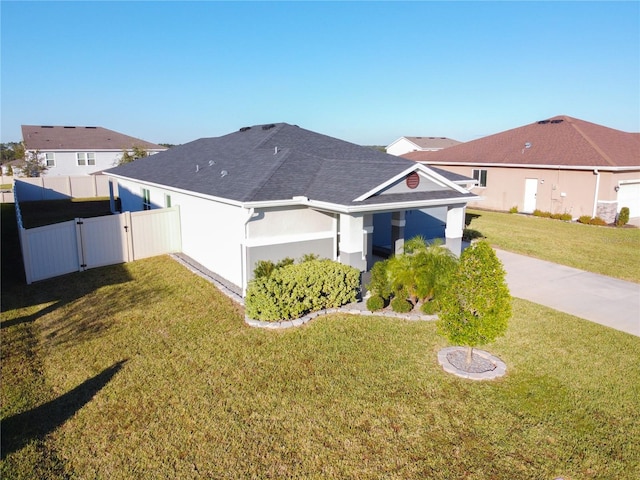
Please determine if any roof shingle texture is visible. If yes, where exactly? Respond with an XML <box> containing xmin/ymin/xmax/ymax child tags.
<box><xmin>22</xmin><ymin>125</ymin><xmax>165</xmax><ymax>151</ymax></box>
<box><xmin>106</xmin><ymin>123</ymin><xmax>474</xmax><ymax>206</ymax></box>
<box><xmin>403</xmin><ymin>115</ymin><xmax>640</xmax><ymax>168</ymax></box>
<box><xmin>402</xmin><ymin>137</ymin><xmax>462</xmax><ymax>149</ymax></box>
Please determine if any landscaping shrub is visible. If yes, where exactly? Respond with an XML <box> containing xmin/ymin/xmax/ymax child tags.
<box><xmin>420</xmin><ymin>299</ymin><xmax>440</xmax><ymax>315</ymax></box>
<box><xmin>578</xmin><ymin>215</ymin><xmax>592</xmax><ymax>224</ymax></box>
<box><xmin>559</xmin><ymin>212</ymin><xmax>572</xmax><ymax>221</ymax></box>
<box><xmin>367</xmin><ymin>259</ymin><xmax>393</xmax><ymax>300</ymax></box>
<box><xmin>509</xmin><ymin>206</ymin><xmax>518</xmax><ymax>214</ymax></box>
<box><xmin>589</xmin><ymin>216</ymin><xmax>607</xmax><ymax>226</ymax></box>
<box><xmin>366</xmin><ymin>294</ymin><xmax>385</xmax><ymax>312</ymax></box>
<box><xmin>617</xmin><ymin>207</ymin><xmax>630</xmax><ymax>227</ymax></box>
<box><xmin>253</xmin><ymin>257</ymin><xmax>294</xmax><ymax>279</ymax></box>
<box><xmin>390</xmin><ymin>296</ymin><xmax>413</xmax><ymax>313</ymax></box>
<box><xmin>533</xmin><ymin>209</ymin><xmax>551</xmax><ymax>218</ymax></box>
<box><xmin>245</xmin><ymin>259</ymin><xmax>360</xmax><ymax>321</ymax></box>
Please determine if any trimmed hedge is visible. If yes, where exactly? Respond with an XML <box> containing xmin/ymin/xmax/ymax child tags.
<box><xmin>366</xmin><ymin>295</ymin><xmax>385</xmax><ymax>312</ymax></box>
<box><xmin>617</xmin><ymin>207</ymin><xmax>630</xmax><ymax>227</ymax></box>
<box><xmin>245</xmin><ymin>259</ymin><xmax>360</xmax><ymax>321</ymax></box>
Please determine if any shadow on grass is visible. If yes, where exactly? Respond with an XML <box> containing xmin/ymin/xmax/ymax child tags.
<box><xmin>1</xmin><ymin>360</ymin><xmax>127</xmax><ymax>459</ymax></box>
<box><xmin>465</xmin><ymin>211</ymin><xmax>482</xmax><ymax>226</ymax></box>
<box><xmin>1</xmin><ymin>204</ymin><xmax>133</xmax><ymax>331</ymax></box>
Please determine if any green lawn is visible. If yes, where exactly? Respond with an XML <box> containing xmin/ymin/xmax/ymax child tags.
<box><xmin>466</xmin><ymin>209</ymin><xmax>640</xmax><ymax>283</ymax></box>
<box><xmin>2</xmin><ymin>254</ymin><xmax>639</xmax><ymax>479</ymax></box>
<box><xmin>2</xmin><ymin>202</ymin><xmax>639</xmax><ymax>478</ymax></box>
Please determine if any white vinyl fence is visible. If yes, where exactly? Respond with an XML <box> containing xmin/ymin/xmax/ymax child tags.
<box><xmin>19</xmin><ymin>207</ymin><xmax>182</xmax><ymax>284</ymax></box>
<box><xmin>14</xmin><ymin>175</ymin><xmax>111</xmax><ymax>201</ymax></box>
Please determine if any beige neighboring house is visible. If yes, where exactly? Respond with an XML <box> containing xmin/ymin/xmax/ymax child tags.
<box><xmin>386</xmin><ymin>136</ymin><xmax>462</xmax><ymax>156</ymax></box>
<box><xmin>404</xmin><ymin>115</ymin><xmax>640</xmax><ymax>225</ymax></box>
<box><xmin>21</xmin><ymin>125</ymin><xmax>167</xmax><ymax>176</ymax></box>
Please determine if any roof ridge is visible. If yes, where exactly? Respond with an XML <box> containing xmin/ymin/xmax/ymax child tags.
<box><xmin>244</xmin><ymin>147</ymin><xmax>295</xmax><ymax>201</ymax></box>
<box><xmin>566</xmin><ymin>117</ymin><xmax>617</xmax><ymax>167</ymax></box>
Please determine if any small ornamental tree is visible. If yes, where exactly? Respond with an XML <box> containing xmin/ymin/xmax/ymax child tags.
<box><xmin>23</xmin><ymin>150</ymin><xmax>47</xmax><ymax>177</ymax></box>
<box><xmin>437</xmin><ymin>240</ymin><xmax>511</xmax><ymax>366</ymax></box>
<box><xmin>617</xmin><ymin>207</ymin><xmax>630</xmax><ymax>227</ymax></box>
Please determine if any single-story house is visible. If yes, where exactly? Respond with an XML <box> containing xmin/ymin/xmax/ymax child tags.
<box><xmin>105</xmin><ymin>123</ymin><xmax>477</xmax><ymax>294</ymax></box>
<box><xmin>21</xmin><ymin>125</ymin><xmax>167</xmax><ymax>176</ymax></box>
<box><xmin>386</xmin><ymin>136</ymin><xmax>462</xmax><ymax>156</ymax></box>
<box><xmin>403</xmin><ymin>115</ymin><xmax>640</xmax><ymax>225</ymax></box>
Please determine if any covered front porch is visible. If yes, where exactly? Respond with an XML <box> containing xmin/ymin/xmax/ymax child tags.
<box><xmin>337</xmin><ymin>203</ymin><xmax>467</xmax><ymax>272</ymax></box>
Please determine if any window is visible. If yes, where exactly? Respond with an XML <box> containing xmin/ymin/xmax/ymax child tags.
<box><xmin>472</xmin><ymin>169</ymin><xmax>487</xmax><ymax>187</ymax></box>
<box><xmin>142</xmin><ymin>188</ymin><xmax>151</xmax><ymax>210</ymax></box>
<box><xmin>165</xmin><ymin>194</ymin><xmax>172</xmax><ymax>208</ymax></box>
<box><xmin>45</xmin><ymin>153</ymin><xmax>55</xmax><ymax>167</ymax></box>
<box><xmin>76</xmin><ymin>152</ymin><xmax>96</xmax><ymax>166</ymax></box>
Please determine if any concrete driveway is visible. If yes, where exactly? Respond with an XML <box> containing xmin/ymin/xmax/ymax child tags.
<box><xmin>494</xmin><ymin>249</ymin><xmax>640</xmax><ymax>337</ymax></box>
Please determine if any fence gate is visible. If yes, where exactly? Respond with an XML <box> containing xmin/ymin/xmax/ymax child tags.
<box><xmin>20</xmin><ymin>207</ymin><xmax>181</xmax><ymax>284</ymax></box>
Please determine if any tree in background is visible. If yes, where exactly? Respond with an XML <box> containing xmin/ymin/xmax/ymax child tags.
<box><xmin>117</xmin><ymin>145</ymin><xmax>149</xmax><ymax>165</ymax></box>
<box><xmin>23</xmin><ymin>150</ymin><xmax>47</xmax><ymax>177</ymax></box>
<box><xmin>1</xmin><ymin>142</ymin><xmax>25</xmax><ymax>164</ymax></box>
<box><xmin>437</xmin><ymin>240</ymin><xmax>511</xmax><ymax>366</ymax></box>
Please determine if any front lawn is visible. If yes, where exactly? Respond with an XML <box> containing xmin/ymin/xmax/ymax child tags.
<box><xmin>466</xmin><ymin>209</ymin><xmax>640</xmax><ymax>283</ymax></box>
<box><xmin>2</xmin><ymin>256</ymin><xmax>639</xmax><ymax>479</ymax></box>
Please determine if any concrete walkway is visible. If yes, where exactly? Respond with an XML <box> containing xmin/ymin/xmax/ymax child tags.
<box><xmin>494</xmin><ymin>249</ymin><xmax>640</xmax><ymax>337</ymax></box>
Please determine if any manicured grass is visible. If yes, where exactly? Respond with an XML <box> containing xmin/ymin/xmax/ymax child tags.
<box><xmin>466</xmin><ymin>209</ymin><xmax>640</xmax><ymax>283</ymax></box>
<box><xmin>17</xmin><ymin>198</ymin><xmax>114</xmax><ymax>228</ymax></box>
<box><xmin>2</xmin><ymin>255</ymin><xmax>639</xmax><ymax>479</ymax></box>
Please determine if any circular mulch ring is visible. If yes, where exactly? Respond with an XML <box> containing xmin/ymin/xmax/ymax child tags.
<box><xmin>437</xmin><ymin>347</ymin><xmax>507</xmax><ymax>380</ymax></box>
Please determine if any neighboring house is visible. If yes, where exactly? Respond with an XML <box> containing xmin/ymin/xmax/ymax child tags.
<box><xmin>105</xmin><ymin>123</ymin><xmax>477</xmax><ymax>294</ymax></box>
<box><xmin>404</xmin><ymin>115</ymin><xmax>640</xmax><ymax>225</ymax></box>
<box><xmin>386</xmin><ymin>136</ymin><xmax>462</xmax><ymax>156</ymax></box>
<box><xmin>21</xmin><ymin>125</ymin><xmax>167</xmax><ymax>176</ymax></box>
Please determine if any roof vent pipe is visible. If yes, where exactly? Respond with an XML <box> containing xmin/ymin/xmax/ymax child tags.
<box><xmin>274</xmin><ymin>146</ymin><xmax>278</xmax><ymax>155</ymax></box>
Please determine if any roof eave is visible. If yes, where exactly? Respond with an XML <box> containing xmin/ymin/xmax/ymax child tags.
<box><xmin>421</xmin><ymin>161</ymin><xmax>640</xmax><ymax>171</ymax></box>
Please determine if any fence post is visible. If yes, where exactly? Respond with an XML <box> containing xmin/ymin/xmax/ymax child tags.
<box><xmin>75</xmin><ymin>217</ymin><xmax>87</xmax><ymax>271</ymax></box>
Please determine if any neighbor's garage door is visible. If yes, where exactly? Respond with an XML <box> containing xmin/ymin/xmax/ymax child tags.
<box><xmin>617</xmin><ymin>181</ymin><xmax>640</xmax><ymax>218</ymax></box>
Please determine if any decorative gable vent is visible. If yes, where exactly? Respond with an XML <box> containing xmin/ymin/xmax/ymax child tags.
<box><xmin>406</xmin><ymin>172</ymin><xmax>420</xmax><ymax>189</ymax></box>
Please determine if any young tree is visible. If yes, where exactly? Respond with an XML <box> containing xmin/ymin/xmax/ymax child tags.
<box><xmin>23</xmin><ymin>150</ymin><xmax>47</xmax><ymax>177</ymax></box>
<box><xmin>117</xmin><ymin>145</ymin><xmax>149</xmax><ymax>165</ymax></box>
<box><xmin>437</xmin><ymin>240</ymin><xmax>511</xmax><ymax>366</ymax></box>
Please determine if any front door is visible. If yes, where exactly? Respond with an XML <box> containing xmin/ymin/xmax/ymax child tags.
<box><xmin>523</xmin><ymin>178</ymin><xmax>538</xmax><ymax>213</ymax></box>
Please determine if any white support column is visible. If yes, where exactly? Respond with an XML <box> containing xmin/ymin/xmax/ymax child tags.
<box><xmin>391</xmin><ymin>211</ymin><xmax>405</xmax><ymax>255</ymax></box>
<box><xmin>339</xmin><ymin>213</ymin><xmax>366</xmax><ymax>271</ymax></box>
<box><xmin>445</xmin><ymin>205</ymin><xmax>465</xmax><ymax>256</ymax></box>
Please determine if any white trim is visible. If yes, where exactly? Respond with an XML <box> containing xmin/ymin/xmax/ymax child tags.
<box><xmin>421</xmin><ymin>161</ymin><xmax>640</xmax><ymax>172</ymax></box>
<box><xmin>243</xmin><ymin>230</ymin><xmax>334</xmax><ymax>248</ymax></box>
<box><xmin>619</xmin><ymin>179</ymin><xmax>640</xmax><ymax>185</ymax></box>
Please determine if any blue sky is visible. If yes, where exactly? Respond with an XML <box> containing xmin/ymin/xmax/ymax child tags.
<box><xmin>1</xmin><ymin>1</ymin><xmax>638</xmax><ymax>146</ymax></box>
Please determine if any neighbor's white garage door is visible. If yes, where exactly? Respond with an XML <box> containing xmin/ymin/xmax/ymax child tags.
<box><xmin>617</xmin><ymin>181</ymin><xmax>640</xmax><ymax>218</ymax></box>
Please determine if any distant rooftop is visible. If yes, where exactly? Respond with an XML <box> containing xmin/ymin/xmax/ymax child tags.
<box><xmin>21</xmin><ymin>125</ymin><xmax>166</xmax><ymax>151</ymax></box>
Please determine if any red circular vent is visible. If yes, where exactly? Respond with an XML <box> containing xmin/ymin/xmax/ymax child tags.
<box><xmin>406</xmin><ymin>172</ymin><xmax>420</xmax><ymax>189</ymax></box>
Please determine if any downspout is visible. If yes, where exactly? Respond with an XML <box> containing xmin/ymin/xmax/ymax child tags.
<box><xmin>592</xmin><ymin>169</ymin><xmax>600</xmax><ymax>218</ymax></box>
<box><xmin>241</xmin><ymin>208</ymin><xmax>255</xmax><ymax>296</ymax></box>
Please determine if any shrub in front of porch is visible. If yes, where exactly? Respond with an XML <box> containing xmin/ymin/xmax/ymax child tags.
<box><xmin>245</xmin><ymin>259</ymin><xmax>360</xmax><ymax>321</ymax></box>
<box><xmin>366</xmin><ymin>237</ymin><xmax>458</xmax><ymax>313</ymax></box>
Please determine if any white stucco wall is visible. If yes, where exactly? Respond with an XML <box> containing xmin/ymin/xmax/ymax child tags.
<box><xmin>114</xmin><ymin>178</ymin><xmax>246</xmax><ymax>287</ymax></box>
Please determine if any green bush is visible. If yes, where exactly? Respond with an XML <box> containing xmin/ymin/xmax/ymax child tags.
<box><xmin>366</xmin><ymin>259</ymin><xmax>393</xmax><ymax>300</ymax></box>
<box><xmin>578</xmin><ymin>215</ymin><xmax>592</xmax><ymax>224</ymax></box>
<box><xmin>509</xmin><ymin>206</ymin><xmax>518</xmax><ymax>214</ymax></box>
<box><xmin>533</xmin><ymin>209</ymin><xmax>551</xmax><ymax>218</ymax></box>
<box><xmin>366</xmin><ymin>295</ymin><xmax>385</xmax><ymax>312</ymax></box>
<box><xmin>617</xmin><ymin>207</ymin><xmax>630</xmax><ymax>227</ymax></box>
<box><xmin>589</xmin><ymin>217</ymin><xmax>607</xmax><ymax>226</ymax></box>
<box><xmin>390</xmin><ymin>296</ymin><xmax>413</xmax><ymax>313</ymax></box>
<box><xmin>420</xmin><ymin>299</ymin><xmax>440</xmax><ymax>315</ymax></box>
<box><xmin>245</xmin><ymin>259</ymin><xmax>360</xmax><ymax>321</ymax></box>
<box><xmin>252</xmin><ymin>257</ymin><xmax>294</xmax><ymax>279</ymax></box>
<box><xmin>559</xmin><ymin>212</ymin><xmax>572</xmax><ymax>221</ymax></box>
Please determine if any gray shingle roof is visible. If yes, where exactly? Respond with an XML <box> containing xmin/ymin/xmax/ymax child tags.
<box><xmin>106</xmin><ymin>123</ymin><xmax>475</xmax><ymax>207</ymax></box>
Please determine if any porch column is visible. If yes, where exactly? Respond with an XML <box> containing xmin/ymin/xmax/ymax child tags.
<box><xmin>363</xmin><ymin>214</ymin><xmax>374</xmax><ymax>270</ymax></box>
<box><xmin>391</xmin><ymin>211</ymin><xmax>405</xmax><ymax>255</ymax></box>
<box><xmin>339</xmin><ymin>213</ymin><xmax>367</xmax><ymax>271</ymax></box>
<box><xmin>445</xmin><ymin>204</ymin><xmax>465</xmax><ymax>256</ymax></box>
